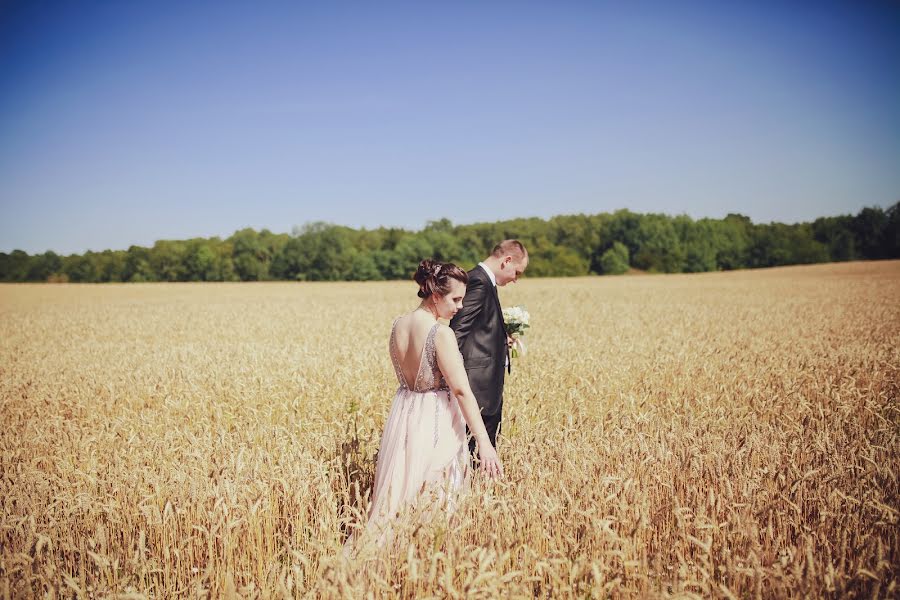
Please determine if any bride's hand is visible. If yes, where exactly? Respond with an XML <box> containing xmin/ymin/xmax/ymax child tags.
<box><xmin>478</xmin><ymin>443</ymin><xmax>504</xmax><ymax>479</ymax></box>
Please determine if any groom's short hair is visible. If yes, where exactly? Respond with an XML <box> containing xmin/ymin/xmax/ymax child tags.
<box><xmin>491</xmin><ymin>239</ymin><xmax>527</xmax><ymax>259</ymax></box>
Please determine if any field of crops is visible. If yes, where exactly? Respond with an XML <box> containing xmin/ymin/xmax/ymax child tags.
<box><xmin>1</xmin><ymin>260</ymin><xmax>898</xmax><ymax>598</ymax></box>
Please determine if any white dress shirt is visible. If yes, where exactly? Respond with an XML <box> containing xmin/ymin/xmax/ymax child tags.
<box><xmin>478</xmin><ymin>262</ymin><xmax>496</xmax><ymax>287</ymax></box>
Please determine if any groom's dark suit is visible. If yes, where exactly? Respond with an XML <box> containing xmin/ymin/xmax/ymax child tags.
<box><xmin>450</xmin><ymin>265</ymin><xmax>510</xmax><ymax>455</ymax></box>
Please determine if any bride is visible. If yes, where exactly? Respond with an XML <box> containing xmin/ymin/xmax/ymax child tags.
<box><xmin>347</xmin><ymin>259</ymin><xmax>503</xmax><ymax>548</ymax></box>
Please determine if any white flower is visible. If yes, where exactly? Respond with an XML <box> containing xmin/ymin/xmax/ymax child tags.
<box><xmin>503</xmin><ymin>305</ymin><xmax>531</xmax><ymax>359</ymax></box>
<box><xmin>502</xmin><ymin>305</ymin><xmax>531</xmax><ymax>338</ymax></box>
<box><xmin>503</xmin><ymin>305</ymin><xmax>530</xmax><ymax>326</ymax></box>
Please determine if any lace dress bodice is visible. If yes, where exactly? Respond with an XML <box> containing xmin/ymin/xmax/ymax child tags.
<box><xmin>389</xmin><ymin>319</ymin><xmax>450</xmax><ymax>393</ymax></box>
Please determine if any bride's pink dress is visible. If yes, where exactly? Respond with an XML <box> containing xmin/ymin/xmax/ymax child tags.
<box><xmin>350</xmin><ymin>319</ymin><xmax>469</xmax><ymax>547</ymax></box>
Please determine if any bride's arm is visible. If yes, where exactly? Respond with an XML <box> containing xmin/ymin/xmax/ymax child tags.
<box><xmin>434</xmin><ymin>325</ymin><xmax>503</xmax><ymax>478</ymax></box>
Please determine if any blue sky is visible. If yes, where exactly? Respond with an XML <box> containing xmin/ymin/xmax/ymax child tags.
<box><xmin>1</xmin><ymin>0</ymin><xmax>898</xmax><ymax>255</ymax></box>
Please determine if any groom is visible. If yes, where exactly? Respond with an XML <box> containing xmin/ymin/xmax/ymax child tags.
<box><xmin>450</xmin><ymin>240</ymin><xmax>529</xmax><ymax>461</ymax></box>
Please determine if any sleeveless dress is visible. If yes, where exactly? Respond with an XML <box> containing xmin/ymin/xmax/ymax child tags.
<box><xmin>351</xmin><ymin>318</ymin><xmax>469</xmax><ymax>547</ymax></box>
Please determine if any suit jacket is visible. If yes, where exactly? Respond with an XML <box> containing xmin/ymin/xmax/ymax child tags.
<box><xmin>449</xmin><ymin>266</ymin><xmax>509</xmax><ymax>416</ymax></box>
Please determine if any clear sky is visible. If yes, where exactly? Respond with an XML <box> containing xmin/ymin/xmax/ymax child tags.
<box><xmin>1</xmin><ymin>0</ymin><xmax>898</xmax><ymax>255</ymax></box>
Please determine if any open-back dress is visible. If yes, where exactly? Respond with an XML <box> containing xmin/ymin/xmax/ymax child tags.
<box><xmin>355</xmin><ymin>317</ymin><xmax>470</xmax><ymax>544</ymax></box>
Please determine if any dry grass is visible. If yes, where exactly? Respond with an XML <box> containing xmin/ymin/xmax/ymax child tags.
<box><xmin>1</xmin><ymin>260</ymin><xmax>898</xmax><ymax>598</ymax></box>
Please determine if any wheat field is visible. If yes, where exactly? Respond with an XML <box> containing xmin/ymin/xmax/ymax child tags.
<box><xmin>1</xmin><ymin>260</ymin><xmax>898</xmax><ymax>598</ymax></box>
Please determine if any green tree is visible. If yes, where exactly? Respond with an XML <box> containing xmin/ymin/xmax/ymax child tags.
<box><xmin>149</xmin><ymin>240</ymin><xmax>187</xmax><ymax>281</ymax></box>
<box><xmin>26</xmin><ymin>251</ymin><xmax>63</xmax><ymax>281</ymax></box>
<box><xmin>421</xmin><ymin>219</ymin><xmax>467</xmax><ymax>263</ymax></box>
<box><xmin>524</xmin><ymin>243</ymin><xmax>589</xmax><ymax>277</ymax></box>
<box><xmin>599</xmin><ymin>241</ymin><xmax>630</xmax><ymax>275</ymax></box>
<box><xmin>229</xmin><ymin>228</ymin><xmax>279</xmax><ymax>281</ymax></box>
<box><xmin>124</xmin><ymin>246</ymin><xmax>156</xmax><ymax>282</ymax></box>
<box><xmin>549</xmin><ymin>214</ymin><xmax>600</xmax><ymax>264</ymax></box>
<box><xmin>215</xmin><ymin>241</ymin><xmax>239</xmax><ymax>281</ymax></box>
<box><xmin>852</xmin><ymin>206</ymin><xmax>888</xmax><ymax>259</ymax></box>
<box><xmin>0</xmin><ymin>250</ymin><xmax>30</xmax><ymax>281</ymax></box>
<box><xmin>389</xmin><ymin>235</ymin><xmax>436</xmax><ymax>280</ymax></box>
<box><xmin>371</xmin><ymin>248</ymin><xmax>411</xmax><ymax>280</ymax></box>
<box><xmin>348</xmin><ymin>252</ymin><xmax>381</xmax><ymax>281</ymax></box>
<box><xmin>4</xmin><ymin>204</ymin><xmax>896</xmax><ymax>284</ymax></box>
<box><xmin>812</xmin><ymin>215</ymin><xmax>857</xmax><ymax>261</ymax></box>
<box><xmin>749</xmin><ymin>223</ymin><xmax>828</xmax><ymax>267</ymax></box>
<box><xmin>62</xmin><ymin>253</ymin><xmax>99</xmax><ymax>282</ymax></box>
<box><xmin>184</xmin><ymin>239</ymin><xmax>218</xmax><ymax>281</ymax></box>
<box><xmin>631</xmin><ymin>214</ymin><xmax>685</xmax><ymax>272</ymax></box>
<box><xmin>94</xmin><ymin>250</ymin><xmax>127</xmax><ymax>282</ymax></box>
<box><xmin>884</xmin><ymin>201</ymin><xmax>900</xmax><ymax>258</ymax></box>
<box><xmin>305</xmin><ymin>225</ymin><xmax>357</xmax><ymax>281</ymax></box>
<box><xmin>603</xmin><ymin>209</ymin><xmax>643</xmax><ymax>260</ymax></box>
<box><xmin>274</xmin><ymin>222</ymin><xmax>358</xmax><ymax>281</ymax></box>
<box><xmin>674</xmin><ymin>216</ymin><xmax>717</xmax><ymax>273</ymax></box>
<box><xmin>270</xmin><ymin>236</ymin><xmax>303</xmax><ymax>280</ymax></box>
<box><xmin>715</xmin><ymin>214</ymin><xmax>752</xmax><ymax>270</ymax></box>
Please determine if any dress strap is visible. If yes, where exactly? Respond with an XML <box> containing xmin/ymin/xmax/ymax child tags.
<box><xmin>424</xmin><ymin>322</ymin><xmax>440</xmax><ymax>369</ymax></box>
<box><xmin>414</xmin><ymin>323</ymin><xmax>440</xmax><ymax>390</ymax></box>
<box><xmin>413</xmin><ymin>322</ymin><xmax>441</xmax><ymax>390</ymax></box>
<box><xmin>388</xmin><ymin>316</ymin><xmax>406</xmax><ymax>389</ymax></box>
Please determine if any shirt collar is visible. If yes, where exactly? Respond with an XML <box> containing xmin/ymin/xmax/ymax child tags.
<box><xmin>478</xmin><ymin>262</ymin><xmax>497</xmax><ymax>287</ymax></box>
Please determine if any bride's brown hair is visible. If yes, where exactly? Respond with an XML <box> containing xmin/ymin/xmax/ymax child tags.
<box><xmin>414</xmin><ymin>260</ymin><xmax>468</xmax><ymax>298</ymax></box>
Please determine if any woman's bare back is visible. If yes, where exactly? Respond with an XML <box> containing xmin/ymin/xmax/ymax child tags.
<box><xmin>391</xmin><ymin>312</ymin><xmax>445</xmax><ymax>391</ymax></box>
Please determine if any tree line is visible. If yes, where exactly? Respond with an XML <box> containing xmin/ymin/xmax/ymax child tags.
<box><xmin>2</xmin><ymin>204</ymin><xmax>898</xmax><ymax>283</ymax></box>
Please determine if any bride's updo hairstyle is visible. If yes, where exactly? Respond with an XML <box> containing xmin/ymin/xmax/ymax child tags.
<box><xmin>414</xmin><ymin>259</ymin><xmax>468</xmax><ymax>299</ymax></box>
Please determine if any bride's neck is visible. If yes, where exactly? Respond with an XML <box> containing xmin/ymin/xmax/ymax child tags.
<box><xmin>415</xmin><ymin>303</ymin><xmax>439</xmax><ymax>320</ymax></box>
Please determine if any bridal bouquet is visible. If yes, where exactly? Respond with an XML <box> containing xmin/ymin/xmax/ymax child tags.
<box><xmin>502</xmin><ymin>305</ymin><xmax>530</xmax><ymax>359</ymax></box>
